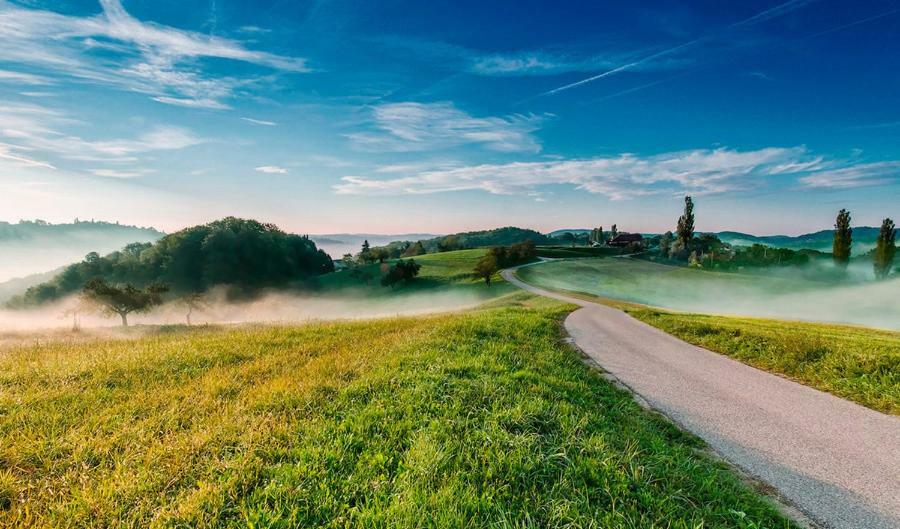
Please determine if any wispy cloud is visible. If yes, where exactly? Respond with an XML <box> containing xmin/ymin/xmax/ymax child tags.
<box><xmin>334</xmin><ymin>146</ymin><xmax>897</xmax><ymax>199</ymax></box>
<box><xmin>348</xmin><ymin>102</ymin><xmax>548</xmax><ymax>153</ymax></box>
<box><xmin>255</xmin><ymin>165</ymin><xmax>288</xmax><ymax>174</ymax></box>
<box><xmin>0</xmin><ymin>101</ymin><xmax>204</xmax><ymax>173</ymax></box>
<box><xmin>799</xmin><ymin>162</ymin><xmax>900</xmax><ymax>189</ymax></box>
<box><xmin>540</xmin><ymin>0</ymin><xmax>816</xmax><ymax>96</ymax></box>
<box><xmin>0</xmin><ymin>0</ymin><xmax>308</xmax><ymax>109</ymax></box>
<box><xmin>90</xmin><ymin>168</ymin><xmax>151</xmax><ymax>178</ymax></box>
<box><xmin>241</xmin><ymin>117</ymin><xmax>277</xmax><ymax>126</ymax></box>
<box><xmin>0</xmin><ymin>69</ymin><xmax>52</xmax><ymax>85</ymax></box>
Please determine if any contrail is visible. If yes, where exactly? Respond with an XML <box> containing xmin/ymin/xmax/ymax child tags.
<box><xmin>539</xmin><ymin>0</ymin><xmax>818</xmax><ymax>97</ymax></box>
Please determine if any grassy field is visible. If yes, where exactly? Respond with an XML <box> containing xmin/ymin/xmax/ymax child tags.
<box><xmin>0</xmin><ymin>297</ymin><xmax>796</xmax><ymax>528</ymax></box>
<box><xmin>316</xmin><ymin>249</ymin><xmax>514</xmax><ymax>298</ymax></box>
<box><xmin>515</xmin><ymin>259</ymin><xmax>900</xmax><ymax>414</ymax></box>
<box><xmin>516</xmin><ymin>257</ymin><xmax>900</xmax><ymax>330</ymax></box>
<box><xmin>623</xmin><ymin>309</ymin><xmax>900</xmax><ymax>415</ymax></box>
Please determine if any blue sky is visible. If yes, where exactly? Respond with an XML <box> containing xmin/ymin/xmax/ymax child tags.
<box><xmin>0</xmin><ymin>0</ymin><xmax>898</xmax><ymax>235</ymax></box>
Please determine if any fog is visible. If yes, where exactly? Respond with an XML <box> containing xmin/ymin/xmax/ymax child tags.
<box><xmin>0</xmin><ymin>287</ymin><xmax>496</xmax><ymax>334</ymax></box>
<box><xmin>525</xmin><ymin>257</ymin><xmax>900</xmax><ymax>331</ymax></box>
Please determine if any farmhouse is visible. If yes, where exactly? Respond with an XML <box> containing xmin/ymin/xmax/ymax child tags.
<box><xmin>607</xmin><ymin>233</ymin><xmax>644</xmax><ymax>247</ymax></box>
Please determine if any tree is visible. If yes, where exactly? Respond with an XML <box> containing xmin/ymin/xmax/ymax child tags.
<box><xmin>873</xmin><ymin>218</ymin><xmax>896</xmax><ymax>279</ymax></box>
<box><xmin>82</xmin><ymin>278</ymin><xmax>168</xmax><ymax>326</ymax></box>
<box><xmin>359</xmin><ymin>239</ymin><xmax>372</xmax><ymax>263</ymax></box>
<box><xmin>676</xmin><ymin>196</ymin><xmax>694</xmax><ymax>250</ymax></box>
<box><xmin>473</xmin><ymin>254</ymin><xmax>499</xmax><ymax>286</ymax></box>
<box><xmin>832</xmin><ymin>209</ymin><xmax>852</xmax><ymax>269</ymax></box>
<box><xmin>402</xmin><ymin>240</ymin><xmax>426</xmax><ymax>257</ymax></box>
<box><xmin>380</xmin><ymin>259</ymin><xmax>421</xmax><ymax>288</ymax></box>
<box><xmin>370</xmin><ymin>247</ymin><xmax>389</xmax><ymax>263</ymax></box>
<box><xmin>660</xmin><ymin>231</ymin><xmax>674</xmax><ymax>257</ymax></box>
<box><xmin>559</xmin><ymin>232</ymin><xmax>576</xmax><ymax>247</ymax></box>
<box><xmin>610</xmin><ymin>224</ymin><xmax>618</xmax><ymax>240</ymax></box>
<box><xmin>178</xmin><ymin>292</ymin><xmax>208</xmax><ymax>326</ymax></box>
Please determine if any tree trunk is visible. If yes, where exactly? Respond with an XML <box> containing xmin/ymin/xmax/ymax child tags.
<box><xmin>186</xmin><ymin>307</ymin><xmax>192</xmax><ymax>326</ymax></box>
<box><xmin>119</xmin><ymin>312</ymin><xmax>128</xmax><ymax>327</ymax></box>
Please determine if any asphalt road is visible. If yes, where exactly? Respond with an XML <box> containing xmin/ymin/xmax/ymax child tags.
<box><xmin>502</xmin><ymin>267</ymin><xmax>900</xmax><ymax>529</ymax></box>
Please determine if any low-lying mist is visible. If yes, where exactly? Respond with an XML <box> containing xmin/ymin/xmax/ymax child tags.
<box><xmin>522</xmin><ymin>257</ymin><xmax>900</xmax><ymax>331</ymax></box>
<box><xmin>0</xmin><ymin>287</ymin><xmax>496</xmax><ymax>334</ymax></box>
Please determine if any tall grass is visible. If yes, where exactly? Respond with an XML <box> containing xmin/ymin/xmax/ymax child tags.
<box><xmin>1</xmin><ymin>299</ymin><xmax>795</xmax><ymax>527</ymax></box>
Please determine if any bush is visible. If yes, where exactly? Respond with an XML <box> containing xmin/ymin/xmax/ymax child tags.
<box><xmin>381</xmin><ymin>259</ymin><xmax>421</xmax><ymax>288</ymax></box>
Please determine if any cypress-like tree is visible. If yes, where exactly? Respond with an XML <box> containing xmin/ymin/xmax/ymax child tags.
<box><xmin>873</xmin><ymin>218</ymin><xmax>896</xmax><ymax>279</ymax></box>
<box><xmin>676</xmin><ymin>196</ymin><xmax>695</xmax><ymax>249</ymax></box>
<box><xmin>832</xmin><ymin>209</ymin><xmax>852</xmax><ymax>269</ymax></box>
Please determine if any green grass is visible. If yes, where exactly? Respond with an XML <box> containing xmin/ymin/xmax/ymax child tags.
<box><xmin>623</xmin><ymin>309</ymin><xmax>900</xmax><ymax>415</ymax></box>
<box><xmin>0</xmin><ymin>300</ymin><xmax>795</xmax><ymax>528</ymax></box>
<box><xmin>535</xmin><ymin>246</ymin><xmax>624</xmax><ymax>259</ymax></box>
<box><xmin>316</xmin><ymin>249</ymin><xmax>514</xmax><ymax>298</ymax></box>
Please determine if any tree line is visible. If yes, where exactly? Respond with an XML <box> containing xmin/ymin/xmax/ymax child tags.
<box><xmin>9</xmin><ymin>217</ymin><xmax>335</xmax><ymax>309</ymax></box>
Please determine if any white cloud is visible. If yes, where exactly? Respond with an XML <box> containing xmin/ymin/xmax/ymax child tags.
<box><xmin>348</xmin><ymin>102</ymin><xmax>547</xmax><ymax>153</ymax></box>
<box><xmin>799</xmin><ymin>162</ymin><xmax>900</xmax><ymax>189</ymax></box>
<box><xmin>241</xmin><ymin>117</ymin><xmax>277</xmax><ymax>126</ymax></box>
<box><xmin>335</xmin><ymin>146</ymin><xmax>898</xmax><ymax>199</ymax></box>
<box><xmin>255</xmin><ymin>165</ymin><xmax>288</xmax><ymax>174</ymax></box>
<box><xmin>0</xmin><ymin>69</ymin><xmax>51</xmax><ymax>85</ymax></box>
<box><xmin>0</xmin><ymin>0</ymin><xmax>308</xmax><ymax>109</ymax></box>
<box><xmin>90</xmin><ymin>168</ymin><xmax>150</xmax><ymax>178</ymax></box>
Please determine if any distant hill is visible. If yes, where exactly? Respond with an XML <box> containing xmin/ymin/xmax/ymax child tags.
<box><xmin>0</xmin><ymin>267</ymin><xmax>64</xmax><ymax>304</ymax></box>
<box><xmin>311</xmin><ymin>233</ymin><xmax>440</xmax><ymax>258</ymax></box>
<box><xmin>9</xmin><ymin>218</ymin><xmax>333</xmax><ymax>307</ymax></box>
<box><xmin>0</xmin><ymin>220</ymin><xmax>164</xmax><ymax>282</ymax></box>
<box><xmin>548</xmin><ymin>228</ymin><xmax>591</xmax><ymax>237</ymax></box>
<box><xmin>714</xmin><ymin>227</ymin><xmax>881</xmax><ymax>253</ymax></box>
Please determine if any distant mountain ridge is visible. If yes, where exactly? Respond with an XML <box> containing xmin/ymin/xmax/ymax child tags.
<box><xmin>0</xmin><ymin>220</ymin><xmax>165</xmax><ymax>282</ymax></box>
<box><xmin>714</xmin><ymin>227</ymin><xmax>881</xmax><ymax>252</ymax></box>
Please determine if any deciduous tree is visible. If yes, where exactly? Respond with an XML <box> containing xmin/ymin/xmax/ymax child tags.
<box><xmin>82</xmin><ymin>279</ymin><xmax>168</xmax><ymax>326</ymax></box>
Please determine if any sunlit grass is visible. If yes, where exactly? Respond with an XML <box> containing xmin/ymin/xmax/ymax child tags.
<box><xmin>0</xmin><ymin>300</ymin><xmax>794</xmax><ymax>527</ymax></box>
<box><xmin>623</xmin><ymin>309</ymin><xmax>900</xmax><ymax>415</ymax></box>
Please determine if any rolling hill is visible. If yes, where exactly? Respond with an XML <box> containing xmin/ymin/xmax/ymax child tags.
<box><xmin>0</xmin><ymin>220</ymin><xmax>164</xmax><ymax>282</ymax></box>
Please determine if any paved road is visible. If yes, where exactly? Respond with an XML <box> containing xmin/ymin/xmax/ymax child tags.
<box><xmin>503</xmin><ymin>267</ymin><xmax>900</xmax><ymax>529</ymax></box>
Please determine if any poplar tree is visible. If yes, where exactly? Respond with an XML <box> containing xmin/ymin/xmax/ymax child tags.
<box><xmin>832</xmin><ymin>209</ymin><xmax>852</xmax><ymax>269</ymax></box>
<box><xmin>676</xmin><ymin>196</ymin><xmax>695</xmax><ymax>249</ymax></box>
<box><xmin>873</xmin><ymin>218</ymin><xmax>896</xmax><ymax>279</ymax></box>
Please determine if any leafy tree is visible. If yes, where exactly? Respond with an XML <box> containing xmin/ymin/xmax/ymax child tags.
<box><xmin>82</xmin><ymin>278</ymin><xmax>168</xmax><ymax>326</ymax></box>
<box><xmin>559</xmin><ymin>232</ymin><xmax>576</xmax><ymax>247</ymax></box>
<box><xmin>437</xmin><ymin>235</ymin><xmax>463</xmax><ymax>252</ymax></box>
<box><xmin>660</xmin><ymin>231</ymin><xmax>674</xmax><ymax>256</ymax></box>
<box><xmin>832</xmin><ymin>209</ymin><xmax>852</xmax><ymax>269</ymax></box>
<box><xmin>359</xmin><ymin>240</ymin><xmax>373</xmax><ymax>263</ymax></box>
<box><xmin>402</xmin><ymin>240</ymin><xmax>426</xmax><ymax>257</ymax></box>
<box><xmin>178</xmin><ymin>292</ymin><xmax>208</xmax><ymax>326</ymax></box>
<box><xmin>873</xmin><ymin>218</ymin><xmax>896</xmax><ymax>279</ymax></box>
<box><xmin>676</xmin><ymin>196</ymin><xmax>694</xmax><ymax>250</ymax></box>
<box><xmin>370</xmin><ymin>247</ymin><xmax>389</xmax><ymax>263</ymax></box>
<box><xmin>10</xmin><ymin>218</ymin><xmax>334</xmax><ymax>307</ymax></box>
<box><xmin>473</xmin><ymin>254</ymin><xmax>499</xmax><ymax>286</ymax></box>
<box><xmin>380</xmin><ymin>259</ymin><xmax>421</xmax><ymax>288</ymax></box>
<box><xmin>610</xmin><ymin>224</ymin><xmax>618</xmax><ymax>240</ymax></box>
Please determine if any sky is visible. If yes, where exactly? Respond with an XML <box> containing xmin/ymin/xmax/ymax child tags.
<box><xmin>0</xmin><ymin>0</ymin><xmax>898</xmax><ymax>236</ymax></box>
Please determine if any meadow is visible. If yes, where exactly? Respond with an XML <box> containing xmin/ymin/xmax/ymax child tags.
<box><xmin>516</xmin><ymin>259</ymin><xmax>900</xmax><ymax>414</ymax></box>
<box><xmin>0</xmin><ymin>296</ymin><xmax>795</xmax><ymax>528</ymax></box>
<box><xmin>516</xmin><ymin>257</ymin><xmax>900</xmax><ymax>330</ymax></box>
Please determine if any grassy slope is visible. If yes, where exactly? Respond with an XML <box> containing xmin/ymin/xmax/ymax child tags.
<box><xmin>0</xmin><ymin>299</ymin><xmax>794</xmax><ymax>528</ymax></box>
<box><xmin>623</xmin><ymin>309</ymin><xmax>900</xmax><ymax>415</ymax></box>
<box><xmin>315</xmin><ymin>249</ymin><xmax>514</xmax><ymax>298</ymax></box>
<box><xmin>516</xmin><ymin>260</ymin><xmax>900</xmax><ymax>414</ymax></box>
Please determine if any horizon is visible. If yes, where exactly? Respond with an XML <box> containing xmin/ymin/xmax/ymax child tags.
<box><xmin>1</xmin><ymin>1</ymin><xmax>899</xmax><ymax>234</ymax></box>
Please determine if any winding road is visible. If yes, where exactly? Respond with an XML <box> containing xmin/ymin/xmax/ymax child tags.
<box><xmin>502</xmin><ymin>266</ymin><xmax>900</xmax><ymax>529</ymax></box>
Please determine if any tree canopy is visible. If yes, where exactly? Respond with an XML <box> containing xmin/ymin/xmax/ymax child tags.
<box><xmin>10</xmin><ymin>217</ymin><xmax>333</xmax><ymax>306</ymax></box>
<box><xmin>82</xmin><ymin>278</ymin><xmax>168</xmax><ymax>326</ymax></box>
<box><xmin>873</xmin><ymin>218</ymin><xmax>896</xmax><ymax>279</ymax></box>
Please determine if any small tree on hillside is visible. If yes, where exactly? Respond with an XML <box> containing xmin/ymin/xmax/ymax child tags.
<box><xmin>381</xmin><ymin>259</ymin><xmax>421</xmax><ymax>288</ymax></box>
<box><xmin>676</xmin><ymin>196</ymin><xmax>694</xmax><ymax>250</ymax></box>
<box><xmin>832</xmin><ymin>209</ymin><xmax>852</xmax><ymax>269</ymax></box>
<box><xmin>402</xmin><ymin>240</ymin><xmax>426</xmax><ymax>257</ymax></box>
<box><xmin>660</xmin><ymin>231</ymin><xmax>674</xmax><ymax>257</ymax></box>
<box><xmin>179</xmin><ymin>292</ymin><xmax>208</xmax><ymax>326</ymax></box>
<box><xmin>359</xmin><ymin>240</ymin><xmax>373</xmax><ymax>264</ymax></box>
<box><xmin>473</xmin><ymin>254</ymin><xmax>500</xmax><ymax>286</ymax></box>
<box><xmin>610</xmin><ymin>224</ymin><xmax>618</xmax><ymax>240</ymax></box>
<box><xmin>82</xmin><ymin>279</ymin><xmax>168</xmax><ymax>326</ymax></box>
<box><xmin>873</xmin><ymin>218</ymin><xmax>896</xmax><ymax>279</ymax></box>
